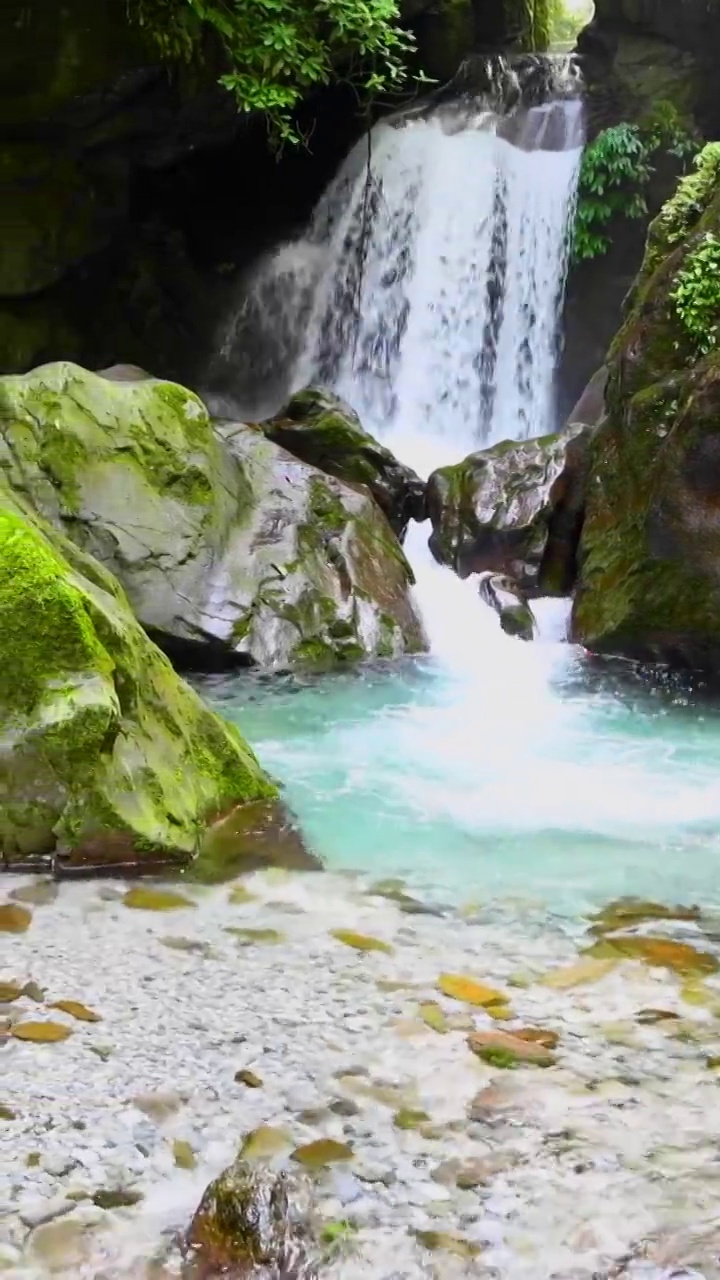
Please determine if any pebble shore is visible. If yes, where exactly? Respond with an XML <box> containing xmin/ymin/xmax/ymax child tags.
<box><xmin>2</xmin><ymin>868</ymin><xmax>720</xmax><ymax>1278</ymax></box>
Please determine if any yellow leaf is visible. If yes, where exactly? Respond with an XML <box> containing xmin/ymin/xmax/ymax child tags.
<box><xmin>241</xmin><ymin>1125</ymin><xmax>293</xmax><ymax>1162</ymax></box>
<box><xmin>331</xmin><ymin>929</ymin><xmax>393</xmax><ymax>954</ymax></box>
<box><xmin>0</xmin><ymin>904</ymin><xmax>32</xmax><ymax>933</ymax></box>
<box><xmin>173</xmin><ymin>1139</ymin><xmax>196</xmax><ymax>1170</ymax></box>
<box><xmin>291</xmin><ymin>1139</ymin><xmax>353</xmax><ymax>1169</ymax></box>
<box><xmin>0</xmin><ymin>982</ymin><xmax>23</xmax><ymax>1002</ymax></box>
<box><xmin>540</xmin><ymin>957</ymin><xmax>617</xmax><ymax>989</ymax></box>
<box><xmin>11</xmin><ymin>1021</ymin><xmax>72</xmax><ymax>1043</ymax></box>
<box><xmin>418</xmin><ymin>1001</ymin><xmax>448</xmax><ymax>1034</ymax></box>
<box><xmin>123</xmin><ymin>888</ymin><xmax>195</xmax><ymax>911</ymax></box>
<box><xmin>50</xmin><ymin>1000</ymin><xmax>101</xmax><ymax>1023</ymax></box>
<box><xmin>437</xmin><ymin>973</ymin><xmax>506</xmax><ymax>1007</ymax></box>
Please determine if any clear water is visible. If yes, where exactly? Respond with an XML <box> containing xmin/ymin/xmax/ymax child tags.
<box><xmin>205</xmin><ymin>91</ymin><xmax>720</xmax><ymax>922</ymax></box>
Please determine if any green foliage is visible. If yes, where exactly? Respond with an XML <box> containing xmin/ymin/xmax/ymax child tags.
<box><xmin>573</xmin><ymin>105</ymin><xmax>699</xmax><ymax>263</ymax></box>
<box><xmin>656</xmin><ymin>142</ymin><xmax>720</xmax><ymax>249</ymax></box>
<box><xmin>670</xmin><ymin>232</ymin><xmax>720</xmax><ymax>355</ymax></box>
<box><xmin>129</xmin><ymin>0</ymin><xmax>418</xmax><ymax>144</ymax></box>
<box><xmin>573</xmin><ymin>123</ymin><xmax>651</xmax><ymax>261</ymax></box>
<box><xmin>548</xmin><ymin>0</ymin><xmax>593</xmax><ymax>48</ymax></box>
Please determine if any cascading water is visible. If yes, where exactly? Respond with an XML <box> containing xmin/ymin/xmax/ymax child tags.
<box><xmin>210</xmin><ymin>56</ymin><xmax>720</xmax><ymax>912</ymax></box>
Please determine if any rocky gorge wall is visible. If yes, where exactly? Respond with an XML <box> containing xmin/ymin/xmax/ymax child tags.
<box><xmin>0</xmin><ymin>0</ymin><xmax>556</xmax><ymax>385</ymax></box>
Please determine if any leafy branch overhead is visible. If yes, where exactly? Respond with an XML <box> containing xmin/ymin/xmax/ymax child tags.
<box><xmin>128</xmin><ymin>0</ymin><xmax>417</xmax><ymax>142</ymax></box>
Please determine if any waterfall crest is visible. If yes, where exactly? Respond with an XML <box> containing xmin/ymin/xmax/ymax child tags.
<box><xmin>214</xmin><ymin>53</ymin><xmax>584</xmax><ymax>467</ymax></box>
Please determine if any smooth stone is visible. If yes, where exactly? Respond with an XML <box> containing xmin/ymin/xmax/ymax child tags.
<box><xmin>9</xmin><ymin>881</ymin><xmax>58</xmax><ymax>907</ymax></box>
<box><xmin>19</xmin><ymin>1195</ymin><xmax>76</xmax><ymax>1228</ymax></box>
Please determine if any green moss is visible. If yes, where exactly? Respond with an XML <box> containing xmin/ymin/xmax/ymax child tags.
<box><xmin>0</xmin><ymin>510</ymin><xmax>113</xmax><ymax>716</ymax></box>
<box><xmin>0</xmin><ymin>487</ymin><xmax>274</xmax><ymax>866</ymax></box>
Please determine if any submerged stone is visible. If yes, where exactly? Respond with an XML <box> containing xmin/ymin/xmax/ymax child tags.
<box><xmin>235</xmin><ymin>1069</ymin><xmax>264</xmax><ymax>1089</ymax></box>
<box><xmin>92</xmin><ymin>1188</ymin><xmax>143</xmax><ymax>1210</ymax></box>
<box><xmin>8</xmin><ymin>880</ymin><xmax>58</xmax><ymax>906</ymax></box>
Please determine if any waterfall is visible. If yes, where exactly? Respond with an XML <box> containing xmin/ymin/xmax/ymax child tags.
<box><xmin>215</xmin><ymin>53</ymin><xmax>584</xmax><ymax>473</ymax></box>
<box><xmin>212</xmin><ymin>55</ymin><xmax>585</xmax><ymax>650</ymax></box>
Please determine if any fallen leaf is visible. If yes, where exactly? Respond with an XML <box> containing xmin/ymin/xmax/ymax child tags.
<box><xmin>123</xmin><ymin>888</ymin><xmax>195</xmax><ymax>911</ymax></box>
<box><xmin>11</xmin><ymin>1021</ymin><xmax>72</xmax><ymax>1043</ymax></box>
<box><xmin>241</xmin><ymin>1126</ymin><xmax>293</xmax><ymax>1162</ymax></box>
<box><xmin>513</xmin><ymin>1027</ymin><xmax>559</xmax><ymax>1049</ymax></box>
<box><xmin>0</xmin><ymin>1104</ymin><xmax>17</xmax><ymax>1120</ymax></box>
<box><xmin>0</xmin><ymin>982</ymin><xmax>23</xmax><ymax>1002</ymax></box>
<box><xmin>418</xmin><ymin>1001</ymin><xmax>448</xmax><ymax>1034</ymax></box>
<box><xmin>291</xmin><ymin>1139</ymin><xmax>354</xmax><ymax>1169</ymax></box>
<box><xmin>227</xmin><ymin>884</ymin><xmax>257</xmax><ymax>905</ymax></box>
<box><xmin>50</xmin><ymin>1001</ymin><xmax>101</xmax><ymax>1023</ymax></box>
<box><xmin>92</xmin><ymin>1188</ymin><xmax>143</xmax><ymax>1209</ymax></box>
<box><xmin>468</xmin><ymin>1029</ymin><xmax>555</xmax><ymax>1067</ymax></box>
<box><xmin>224</xmin><ymin>927</ymin><xmax>284</xmax><ymax>945</ymax></box>
<box><xmin>331</xmin><ymin>929</ymin><xmax>393</xmax><ymax>954</ymax></box>
<box><xmin>414</xmin><ymin>1230</ymin><xmax>479</xmax><ymax>1258</ymax></box>
<box><xmin>0</xmin><ymin>904</ymin><xmax>32</xmax><ymax>933</ymax></box>
<box><xmin>585</xmin><ymin>936</ymin><xmax>718</xmax><ymax>976</ymax></box>
<box><xmin>173</xmin><ymin>1139</ymin><xmax>196</xmax><ymax>1170</ymax></box>
<box><xmin>393</xmin><ymin>1108</ymin><xmax>430</xmax><ymax>1130</ymax></box>
<box><xmin>437</xmin><ymin>973</ymin><xmax>505</xmax><ymax>1007</ymax></box>
<box><xmin>540</xmin><ymin>957</ymin><xmax>617</xmax><ymax>989</ymax></box>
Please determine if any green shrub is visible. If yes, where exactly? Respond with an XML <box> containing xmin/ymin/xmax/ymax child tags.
<box><xmin>128</xmin><ymin>0</ymin><xmax>418</xmax><ymax>144</ymax></box>
<box><xmin>573</xmin><ymin>104</ymin><xmax>700</xmax><ymax>263</ymax></box>
<box><xmin>671</xmin><ymin>232</ymin><xmax>720</xmax><ymax>355</ymax></box>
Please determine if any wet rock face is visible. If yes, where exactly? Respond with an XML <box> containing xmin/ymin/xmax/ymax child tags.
<box><xmin>572</xmin><ymin>146</ymin><xmax>720</xmax><ymax>674</ymax></box>
<box><xmin>262</xmin><ymin>387</ymin><xmax>427</xmax><ymax>541</ymax></box>
<box><xmin>185</xmin><ymin>1160</ymin><xmax>317</xmax><ymax>1278</ymax></box>
<box><xmin>426</xmin><ymin>425</ymin><xmax>591</xmax><ymax>594</ymax></box>
<box><xmin>0</xmin><ymin>362</ymin><xmax>425</xmax><ymax>671</ymax></box>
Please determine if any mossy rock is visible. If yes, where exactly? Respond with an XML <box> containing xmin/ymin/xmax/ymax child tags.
<box><xmin>572</xmin><ymin>147</ymin><xmax>720</xmax><ymax>672</ymax></box>
<box><xmin>0</xmin><ymin>486</ymin><xmax>275</xmax><ymax>870</ymax></box>
<box><xmin>426</xmin><ymin>425</ymin><xmax>591</xmax><ymax>593</ymax></box>
<box><xmin>262</xmin><ymin>386</ymin><xmax>426</xmax><ymax>539</ymax></box>
<box><xmin>187</xmin><ymin>1157</ymin><xmax>314</xmax><ymax>1272</ymax></box>
<box><xmin>0</xmin><ymin>362</ymin><xmax>424</xmax><ymax>671</ymax></box>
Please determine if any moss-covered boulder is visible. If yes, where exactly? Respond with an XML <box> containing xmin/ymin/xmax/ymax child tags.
<box><xmin>262</xmin><ymin>386</ymin><xmax>426</xmax><ymax>540</ymax></box>
<box><xmin>0</xmin><ymin>485</ymin><xmax>275</xmax><ymax>870</ymax></box>
<box><xmin>0</xmin><ymin>362</ymin><xmax>425</xmax><ymax>670</ymax></box>
<box><xmin>572</xmin><ymin>145</ymin><xmax>720</xmax><ymax>670</ymax></box>
<box><xmin>426</xmin><ymin>426</ymin><xmax>591</xmax><ymax>594</ymax></box>
<box><xmin>186</xmin><ymin>1157</ymin><xmax>317</xmax><ymax>1277</ymax></box>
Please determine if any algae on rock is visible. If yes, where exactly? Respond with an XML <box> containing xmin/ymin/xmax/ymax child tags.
<box><xmin>0</xmin><ymin>362</ymin><xmax>425</xmax><ymax>670</ymax></box>
<box><xmin>0</xmin><ymin>485</ymin><xmax>275</xmax><ymax>870</ymax></box>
